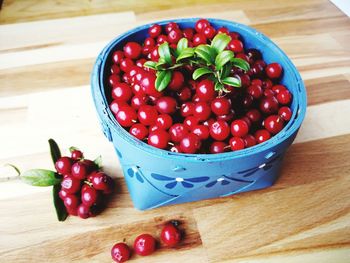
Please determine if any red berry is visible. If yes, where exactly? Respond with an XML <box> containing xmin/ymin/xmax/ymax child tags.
<box><xmin>180</xmin><ymin>133</ymin><xmax>201</xmax><ymax>154</ymax></box>
<box><xmin>183</xmin><ymin>116</ymin><xmax>200</xmax><ymax>130</ymax></box>
<box><xmin>210</xmin><ymin>120</ymin><xmax>230</xmax><ymax>141</ymax></box>
<box><xmin>266</xmin><ymin>63</ymin><xmax>283</xmax><ymax>79</ymax></box>
<box><xmin>246</xmin><ymin>48</ymin><xmax>262</xmax><ymax>61</ymax></box>
<box><xmin>61</xmin><ymin>176</ymin><xmax>81</xmax><ymax>194</ymax></box>
<box><xmin>77</xmin><ymin>204</ymin><xmax>92</xmax><ymax>219</ymax></box>
<box><xmin>243</xmin><ymin>134</ymin><xmax>256</xmax><ymax>148</ymax></box>
<box><xmin>264</xmin><ymin>115</ymin><xmax>284</xmax><ymax>134</ymax></box>
<box><xmin>138</xmin><ymin>105</ymin><xmax>158</xmax><ymax>126</ymax></box>
<box><xmin>228</xmin><ymin>40</ymin><xmax>244</xmax><ymax>53</ymax></box>
<box><xmin>134</xmin><ymin>234</ymin><xmax>156</xmax><ymax>256</ymax></box>
<box><xmin>193</xmin><ymin>102</ymin><xmax>211</xmax><ymax>121</ymax></box>
<box><xmin>217</xmin><ymin>27</ymin><xmax>229</xmax><ymax>35</ymax></box>
<box><xmin>177</xmin><ymin>87</ymin><xmax>192</xmax><ymax>102</ymax></box>
<box><xmin>142</xmin><ymin>46</ymin><xmax>152</xmax><ymax>56</ymax></box>
<box><xmin>149</xmin><ymin>24</ymin><xmax>162</xmax><ymax>38</ymax></box>
<box><xmin>169</xmin><ymin>124</ymin><xmax>189</xmax><ymax>143</ymax></box>
<box><xmin>277</xmin><ymin>90</ymin><xmax>292</xmax><ymax>105</ymax></box>
<box><xmin>251</xmin><ymin>79</ymin><xmax>263</xmax><ymax>86</ymax></box>
<box><xmin>196</xmin><ymin>79</ymin><xmax>215</xmax><ymax>101</ymax></box>
<box><xmin>109</xmin><ymin>75</ymin><xmax>121</xmax><ymax>87</ymax></box>
<box><xmin>112</xmin><ymin>83</ymin><xmax>133</xmax><ymax>102</ymax></box>
<box><xmin>116</xmin><ymin>105</ymin><xmax>137</xmax><ymax>127</ymax></box>
<box><xmin>216</xmin><ymin>110</ymin><xmax>235</xmax><ymax>122</ymax></box>
<box><xmin>124</xmin><ymin>42</ymin><xmax>142</xmax><ymax>59</ymax></box>
<box><xmin>144</xmin><ymin>37</ymin><xmax>155</xmax><ymax>47</ymax></box>
<box><xmin>247</xmin><ymin>84</ymin><xmax>263</xmax><ymax>99</ymax></box>
<box><xmin>156</xmin><ymin>114</ymin><xmax>173</xmax><ymax>130</ymax></box>
<box><xmin>55</xmin><ymin>157</ymin><xmax>72</xmax><ymax>175</ymax></box>
<box><xmin>229</xmin><ymin>32</ymin><xmax>241</xmax><ymax>40</ymax></box>
<box><xmin>110</xmin><ymin>64</ymin><xmax>120</xmax><ymax>75</ymax></box>
<box><xmin>192</xmin><ymin>33</ymin><xmax>207</xmax><ymax>46</ymax></box>
<box><xmin>156</xmin><ymin>96</ymin><xmax>177</xmax><ymax>114</ymax></box>
<box><xmin>210</xmin><ymin>141</ymin><xmax>227</xmax><ymax>154</ymax></box>
<box><xmin>81</xmin><ymin>184</ymin><xmax>98</xmax><ymax>207</ymax></box>
<box><xmin>183</xmin><ymin>28</ymin><xmax>194</xmax><ymax>40</ymax></box>
<box><xmin>168</xmin><ymin>29</ymin><xmax>182</xmax><ymax>44</ymax></box>
<box><xmin>246</xmin><ymin>109</ymin><xmax>261</xmax><ymax>123</ymax></box>
<box><xmin>129</xmin><ymin>123</ymin><xmax>148</xmax><ymax>140</ymax></box>
<box><xmin>111</xmin><ymin>243</ymin><xmax>131</xmax><ymax>263</ymax></box>
<box><xmin>150</xmin><ymin>46</ymin><xmax>160</xmax><ymax>61</ymax></box>
<box><xmin>112</xmin><ymin>51</ymin><xmax>124</xmax><ymax>64</ymax></box>
<box><xmin>63</xmin><ymin>194</ymin><xmax>79</xmax><ymax>210</ymax></box>
<box><xmin>71</xmin><ymin>150</ymin><xmax>83</xmax><ymax>160</ymax></box>
<box><xmin>231</xmin><ymin>119</ymin><xmax>249</xmax><ymax>137</ymax></box>
<box><xmin>161</xmin><ymin>223</ymin><xmax>182</xmax><ymax>247</ymax></box>
<box><xmin>279</xmin><ymin>106</ymin><xmax>292</xmax><ymax>121</ymax></box>
<box><xmin>195</xmin><ymin>19</ymin><xmax>210</xmax><ymax>33</ymax></box>
<box><xmin>260</xmin><ymin>96</ymin><xmax>279</xmax><ymax>114</ymax></box>
<box><xmin>255</xmin><ymin>129</ymin><xmax>271</xmax><ymax>144</ymax></box>
<box><xmin>203</xmin><ymin>26</ymin><xmax>216</xmax><ymax>39</ymax></box>
<box><xmin>131</xmin><ymin>95</ymin><xmax>147</xmax><ymax>110</ymax></box>
<box><xmin>81</xmin><ymin>159</ymin><xmax>98</xmax><ymax>174</ymax></box>
<box><xmin>238</xmin><ymin>74</ymin><xmax>251</xmax><ymax>87</ymax></box>
<box><xmin>192</xmin><ymin>125</ymin><xmax>210</xmax><ymax>140</ymax></box>
<box><xmin>119</xmin><ymin>58</ymin><xmax>134</xmax><ymax>73</ymax></box>
<box><xmin>71</xmin><ymin>162</ymin><xmax>88</xmax><ymax>180</ymax></box>
<box><xmin>180</xmin><ymin>102</ymin><xmax>195</xmax><ymax>117</ymax></box>
<box><xmin>272</xmin><ymin>84</ymin><xmax>287</xmax><ymax>94</ymax></box>
<box><xmin>165</xmin><ymin>22</ymin><xmax>179</xmax><ymax>34</ymax></box>
<box><xmin>156</xmin><ymin>34</ymin><xmax>168</xmax><ymax>44</ymax></box>
<box><xmin>91</xmin><ymin>172</ymin><xmax>110</xmax><ymax>191</ymax></box>
<box><xmin>211</xmin><ymin>97</ymin><xmax>231</xmax><ymax>115</ymax></box>
<box><xmin>148</xmin><ymin>130</ymin><xmax>170</xmax><ymax>149</ymax></box>
<box><xmin>168</xmin><ymin>71</ymin><xmax>184</xmax><ymax>91</ymax></box>
<box><xmin>242</xmin><ymin>94</ymin><xmax>253</xmax><ymax>108</ymax></box>
<box><xmin>59</xmin><ymin>189</ymin><xmax>69</xmax><ymax>200</ymax></box>
<box><xmin>229</xmin><ymin>137</ymin><xmax>245</xmax><ymax>151</ymax></box>
<box><xmin>140</xmin><ymin>73</ymin><xmax>160</xmax><ymax>96</ymax></box>
<box><xmin>264</xmin><ymin>89</ymin><xmax>275</xmax><ymax>97</ymax></box>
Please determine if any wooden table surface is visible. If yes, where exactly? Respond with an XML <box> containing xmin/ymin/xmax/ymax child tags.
<box><xmin>1</xmin><ymin>0</ymin><xmax>350</xmax><ymax>262</ymax></box>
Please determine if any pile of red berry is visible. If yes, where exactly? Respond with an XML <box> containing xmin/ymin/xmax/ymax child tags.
<box><xmin>111</xmin><ymin>221</ymin><xmax>182</xmax><ymax>262</ymax></box>
<box><xmin>55</xmin><ymin>149</ymin><xmax>114</xmax><ymax>219</ymax></box>
<box><xmin>108</xmin><ymin>19</ymin><xmax>293</xmax><ymax>154</ymax></box>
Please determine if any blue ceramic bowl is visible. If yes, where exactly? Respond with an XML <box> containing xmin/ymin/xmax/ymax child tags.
<box><xmin>91</xmin><ymin>18</ymin><xmax>307</xmax><ymax>210</ymax></box>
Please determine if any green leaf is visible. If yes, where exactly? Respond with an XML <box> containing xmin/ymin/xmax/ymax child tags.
<box><xmin>21</xmin><ymin>169</ymin><xmax>61</xmax><ymax>186</ymax></box>
<box><xmin>194</xmin><ymin>45</ymin><xmax>216</xmax><ymax>65</ymax></box>
<box><xmin>176</xmin><ymin>38</ymin><xmax>188</xmax><ymax>56</ymax></box>
<box><xmin>192</xmin><ymin>68</ymin><xmax>214</xmax><ymax>80</ymax></box>
<box><xmin>155</xmin><ymin>57</ymin><xmax>167</xmax><ymax>70</ymax></box>
<box><xmin>215</xmin><ymin>50</ymin><xmax>234</xmax><ymax>70</ymax></box>
<box><xmin>176</xmin><ymin>48</ymin><xmax>195</xmax><ymax>62</ymax></box>
<box><xmin>158</xmin><ymin>42</ymin><xmax>172</xmax><ymax>65</ymax></box>
<box><xmin>222</xmin><ymin>76</ymin><xmax>241</xmax><ymax>87</ymax></box>
<box><xmin>53</xmin><ymin>184</ymin><xmax>68</xmax><ymax>221</ymax></box>
<box><xmin>93</xmin><ymin>155</ymin><xmax>103</xmax><ymax>169</ymax></box>
<box><xmin>221</xmin><ymin>63</ymin><xmax>231</xmax><ymax>79</ymax></box>
<box><xmin>143</xmin><ymin>61</ymin><xmax>157</xmax><ymax>70</ymax></box>
<box><xmin>48</xmin><ymin>139</ymin><xmax>61</xmax><ymax>165</ymax></box>
<box><xmin>155</xmin><ymin>70</ymin><xmax>172</xmax><ymax>91</ymax></box>
<box><xmin>215</xmin><ymin>82</ymin><xmax>224</xmax><ymax>91</ymax></box>
<box><xmin>211</xmin><ymin>33</ymin><xmax>231</xmax><ymax>53</ymax></box>
<box><xmin>231</xmin><ymin>58</ymin><xmax>250</xmax><ymax>72</ymax></box>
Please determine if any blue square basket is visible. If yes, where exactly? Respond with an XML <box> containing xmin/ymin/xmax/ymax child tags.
<box><xmin>91</xmin><ymin>18</ymin><xmax>307</xmax><ymax>210</ymax></box>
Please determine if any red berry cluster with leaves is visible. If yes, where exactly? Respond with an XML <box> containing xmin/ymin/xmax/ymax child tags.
<box><xmin>108</xmin><ymin>19</ymin><xmax>292</xmax><ymax>154</ymax></box>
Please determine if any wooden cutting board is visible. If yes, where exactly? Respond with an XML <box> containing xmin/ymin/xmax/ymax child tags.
<box><xmin>0</xmin><ymin>0</ymin><xmax>350</xmax><ymax>262</ymax></box>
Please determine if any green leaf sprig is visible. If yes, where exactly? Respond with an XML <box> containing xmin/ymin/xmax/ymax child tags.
<box><xmin>144</xmin><ymin>33</ymin><xmax>250</xmax><ymax>94</ymax></box>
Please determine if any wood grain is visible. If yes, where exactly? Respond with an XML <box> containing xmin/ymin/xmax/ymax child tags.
<box><xmin>0</xmin><ymin>0</ymin><xmax>350</xmax><ymax>262</ymax></box>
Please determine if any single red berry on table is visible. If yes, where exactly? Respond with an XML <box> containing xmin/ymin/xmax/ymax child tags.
<box><xmin>55</xmin><ymin>157</ymin><xmax>72</xmax><ymax>175</ymax></box>
<box><xmin>130</xmin><ymin>123</ymin><xmax>148</xmax><ymax>140</ymax></box>
<box><xmin>134</xmin><ymin>234</ymin><xmax>157</xmax><ymax>256</ymax></box>
<box><xmin>169</xmin><ymin>124</ymin><xmax>189</xmax><ymax>143</ymax></box>
<box><xmin>210</xmin><ymin>120</ymin><xmax>230</xmax><ymax>141</ymax></box>
<box><xmin>116</xmin><ymin>105</ymin><xmax>137</xmax><ymax>127</ymax></box>
<box><xmin>71</xmin><ymin>162</ymin><xmax>88</xmax><ymax>180</ymax></box>
<box><xmin>231</xmin><ymin>119</ymin><xmax>249</xmax><ymax>138</ymax></box>
<box><xmin>265</xmin><ymin>63</ymin><xmax>283</xmax><ymax>79</ymax></box>
<box><xmin>111</xmin><ymin>243</ymin><xmax>131</xmax><ymax>263</ymax></box>
<box><xmin>161</xmin><ymin>223</ymin><xmax>182</xmax><ymax>247</ymax></box>
<box><xmin>148</xmin><ymin>130</ymin><xmax>170</xmax><ymax>149</ymax></box>
<box><xmin>264</xmin><ymin>115</ymin><xmax>284</xmax><ymax>134</ymax></box>
<box><xmin>255</xmin><ymin>129</ymin><xmax>271</xmax><ymax>144</ymax></box>
<box><xmin>61</xmin><ymin>176</ymin><xmax>81</xmax><ymax>194</ymax></box>
<box><xmin>156</xmin><ymin>96</ymin><xmax>177</xmax><ymax>114</ymax></box>
<box><xmin>148</xmin><ymin>24</ymin><xmax>162</xmax><ymax>38</ymax></box>
<box><xmin>229</xmin><ymin>137</ymin><xmax>245</xmax><ymax>151</ymax></box>
<box><xmin>138</xmin><ymin>105</ymin><xmax>158</xmax><ymax>126</ymax></box>
<box><xmin>180</xmin><ymin>133</ymin><xmax>201</xmax><ymax>154</ymax></box>
<box><xmin>210</xmin><ymin>141</ymin><xmax>227</xmax><ymax>154</ymax></box>
<box><xmin>279</xmin><ymin>106</ymin><xmax>292</xmax><ymax>121</ymax></box>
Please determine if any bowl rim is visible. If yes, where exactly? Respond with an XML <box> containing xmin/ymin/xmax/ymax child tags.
<box><xmin>91</xmin><ymin>18</ymin><xmax>307</xmax><ymax>162</ymax></box>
